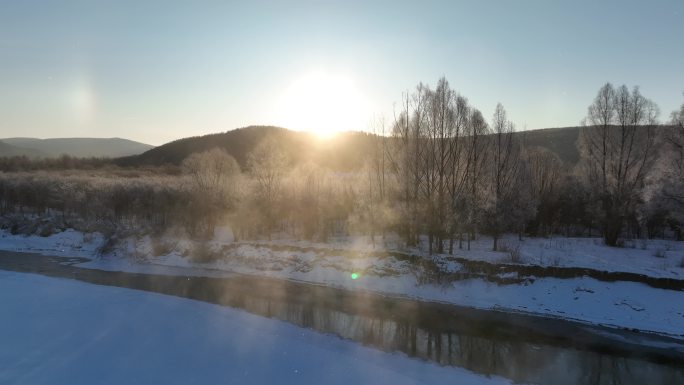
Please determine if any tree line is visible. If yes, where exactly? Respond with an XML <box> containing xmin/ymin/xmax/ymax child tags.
<box><xmin>1</xmin><ymin>78</ymin><xmax>683</xmax><ymax>252</ymax></box>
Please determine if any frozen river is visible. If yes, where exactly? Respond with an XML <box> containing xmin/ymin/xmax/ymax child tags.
<box><xmin>1</xmin><ymin>251</ymin><xmax>682</xmax><ymax>385</ymax></box>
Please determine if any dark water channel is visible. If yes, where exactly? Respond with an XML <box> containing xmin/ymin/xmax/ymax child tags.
<box><xmin>1</xmin><ymin>251</ymin><xmax>682</xmax><ymax>385</ymax></box>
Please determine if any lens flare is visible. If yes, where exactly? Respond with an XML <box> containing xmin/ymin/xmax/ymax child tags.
<box><xmin>69</xmin><ymin>74</ymin><xmax>96</xmax><ymax>126</ymax></box>
<box><xmin>350</xmin><ymin>273</ymin><xmax>359</xmax><ymax>280</ymax></box>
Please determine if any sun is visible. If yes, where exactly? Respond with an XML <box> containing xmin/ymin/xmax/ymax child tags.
<box><xmin>275</xmin><ymin>70</ymin><xmax>369</xmax><ymax>138</ymax></box>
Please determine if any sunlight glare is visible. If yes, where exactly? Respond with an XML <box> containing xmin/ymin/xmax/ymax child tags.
<box><xmin>276</xmin><ymin>71</ymin><xmax>369</xmax><ymax>138</ymax></box>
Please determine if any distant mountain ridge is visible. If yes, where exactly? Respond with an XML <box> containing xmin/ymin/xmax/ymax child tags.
<box><xmin>5</xmin><ymin>126</ymin><xmax>666</xmax><ymax>169</ymax></box>
<box><xmin>0</xmin><ymin>137</ymin><xmax>154</xmax><ymax>158</ymax></box>
<box><xmin>0</xmin><ymin>141</ymin><xmax>46</xmax><ymax>158</ymax></box>
<box><xmin>115</xmin><ymin>125</ymin><xmax>586</xmax><ymax>170</ymax></box>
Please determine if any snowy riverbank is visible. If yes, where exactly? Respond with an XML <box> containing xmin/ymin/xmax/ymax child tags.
<box><xmin>1</xmin><ymin>229</ymin><xmax>683</xmax><ymax>340</ymax></box>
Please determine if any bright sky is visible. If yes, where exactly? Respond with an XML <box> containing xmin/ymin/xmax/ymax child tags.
<box><xmin>1</xmin><ymin>0</ymin><xmax>683</xmax><ymax>145</ymax></box>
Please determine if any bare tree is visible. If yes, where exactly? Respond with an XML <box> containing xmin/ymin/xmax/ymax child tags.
<box><xmin>579</xmin><ymin>83</ymin><xmax>659</xmax><ymax>246</ymax></box>
<box><xmin>365</xmin><ymin>116</ymin><xmax>392</xmax><ymax>247</ymax></box>
<box><xmin>247</xmin><ymin>135</ymin><xmax>288</xmax><ymax>238</ymax></box>
<box><xmin>483</xmin><ymin>103</ymin><xmax>521</xmax><ymax>251</ymax></box>
<box><xmin>183</xmin><ymin>148</ymin><xmax>240</xmax><ymax>197</ymax></box>
<box><xmin>657</xmin><ymin>95</ymin><xmax>684</xmax><ymax>210</ymax></box>
<box><xmin>463</xmin><ymin>109</ymin><xmax>490</xmax><ymax>250</ymax></box>
<box><xmin>389</xmin><ymin>78</ymin><xmax>496</xmax><ymax>254</ymax></box>
<box><xmin>423</xmin><ymin>77</ymin><xmax>457</xmax><ymax>253</ymax></box>
<box><xmin>182</xmin><ymin>148</ymin><xmax>240</xmax><ymax>237</ymax></box>
<box><xmin>418</xmin><ymin>77</ymin><xmax>476</xmax><ymax>254</ymax></box>
<box><xmin>669</xmin><ymin>94</ymin><xmax>684</xmax><ymax>129</ymax></box>
<box><xmin>390</xmin><ymin>84</ymin><xmax>429</xmax><ymax>248</ymax></box>
<box><xmin>445</xmin><ymin>94</ymin><xmax>475</xmax><ymax>254</ymax></box>
<box><xmin>525</xmin><ymin>147</ymin><xmax>564</xmax><ymax>235</ymax></box>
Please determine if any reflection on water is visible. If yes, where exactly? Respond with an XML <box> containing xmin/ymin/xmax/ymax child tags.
<box><xmin>225</xmin><ymin>294</ymin><xmax>683</xmax><ymax>385</ymax></box>
<box><xmin>1</xmin><ymin>252</ymin><xmax>682</xmax><ymax>385</ymax></box>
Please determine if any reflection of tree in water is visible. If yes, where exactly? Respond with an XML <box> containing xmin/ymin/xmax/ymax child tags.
<box><xmin>223</xmin><ymin>293</ymin><xmax>683</xmax><ymax>385</ymax></box>
<box><xmin>576</xmin><ymin>353</ymin><xmax>684</xmax><ymax>385</ymax></box>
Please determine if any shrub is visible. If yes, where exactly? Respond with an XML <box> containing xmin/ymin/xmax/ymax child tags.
<box><xmin>499</xmin><ymin>242</ymin><xmax>523</xmax><ymax>263</ymax></box>
<box><xmin>151</xmin><ymin>237</ymin><xmax>176</xmax><ymax>256</ymax></box>
<box><xmin>190</xmin><ymin>242</ymin><xmax>220</xmax><ymax>263</ymax></box>
<box><xmin>508</xmin><ymin>245</ymin><xmax>523</xmax><ymax>263</ymax></box>
<box><xmin>38</xmin><ymin>223</ymin><xmax>56</xmax><ymax>237</ymax></box>
<box><xmin>97</xmin><ymin>235</ymin><xmax>119</xmax><ymax>256</ymax></box>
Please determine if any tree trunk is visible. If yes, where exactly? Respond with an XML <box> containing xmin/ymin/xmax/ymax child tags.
<box><xmin>604</xmin><ymin>218</ymin><xmax>622</xmax><ymax>247</ymax></box>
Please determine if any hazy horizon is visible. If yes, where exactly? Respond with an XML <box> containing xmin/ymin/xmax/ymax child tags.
<box><xmin>2</xmin><ymin>0</ymin><xmax>683</xmax><ymax>145</ymax></box>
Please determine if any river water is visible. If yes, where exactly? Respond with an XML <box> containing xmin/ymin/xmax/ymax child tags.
<box><xmin>1</xmin><ymin>251</ymin><xmax>682</xmax><ymax>385</ymax></box>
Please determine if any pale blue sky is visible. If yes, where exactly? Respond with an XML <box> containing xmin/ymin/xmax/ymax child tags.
<box><xmin>1</xmin><ymin>0</ymin><xmax>683</xmax><ymax>144</ymax></box>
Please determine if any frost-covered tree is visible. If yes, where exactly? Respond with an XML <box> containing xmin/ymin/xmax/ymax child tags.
<box><xmin>648</xmin><ymin>95</ymin><xmax>684</xmax><ymax>227</ymax></box>
<box><xmin>247</xmin><ymin>136</ymin><xmax>288</xmax><ymax>238</ymax></box>
<box><xmin>389</xmin><ymin>78</ymin><xmax>490</xmax><ymax>254</ymax></box>
<box><xmin>482</xmin><ymin>104</ymin><xmax>522</xmax><ymax>251</ymax></box>
<box><xmin>525</xmin><ymin>147</ymin><xmax>564</xmax><ymax>235</ymax></box>
<box><xmin>390</xmin><ymin>85</ymin><xmax>428</xmax><ymax>248</ymax></box>
<box><xmin>183</xmin><ymin>148</ymin><xmax>240</xmax><ymax>196</ymax></box>
<box><xmin>182</xmin><ymin>148</ymin><xmax>241</xmax><ymax>237</ymax></box>
<box><xmin>579</xmin><ymin>83</ymin><xmax>659</xmax><ymax>246</ymax></box>
<box><xmin>462</xmin><ymin>109</ymin><xmax>490</xmax><ymax>250</ymax></box>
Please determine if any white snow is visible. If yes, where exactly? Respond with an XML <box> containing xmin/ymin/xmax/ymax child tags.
<box><xmin>3</xmin><ymin>230</ymin><xmax>682</xmax><ymax>279</ymax></box>
<box><xmin>0</xmin><ymin>271</ymin><xmax>511</xmax><ymax>385</ymax></box>
<box><xmin>0</xmin><ymin>228</ymin><xmax>104</xmax><ymax>258</ymax></box>
<box><xmin>1</xmin><ymin>229</ymin><xmax>683</xmax><ymax>340</ymax></box>
<box><xmin>249</xmin><ymin>234</ymin><xmax>684</xmax><ymax>280</ymax></box>
<box><xmin>450</xmin><ymin>235</ymin><xmax>684</xmax><ymax>279</ymax></box>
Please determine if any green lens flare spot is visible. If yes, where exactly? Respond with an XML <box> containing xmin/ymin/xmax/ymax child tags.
<box><xmin>350</xmin><ymin>273</ymin><xmax>359</xmax><ymax>280</ymax></box>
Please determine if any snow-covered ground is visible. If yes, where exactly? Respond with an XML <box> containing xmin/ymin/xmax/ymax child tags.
<box><xmin>0</xmin><ymin>270</ymin><xmax>512</xmax><ymax>385</ymax></box>
<box><xmin>441</xmin><ymin>235</ymin><xmax>684</xmax><ymax>279</ymax></box>
<box><xmin>4</xmin><ymin>229</ymin><xmax>682</xmax><ymax>279</ymax></box>
<box><xmin>1</xmin><ymin>228</ymin><xmax>683</xmax><ymax>340</ymax></box>
<box><xmin>252</xmin><ymin>234</ymin><xmax>684</xmax><ymax>280</ymax></box>
<box><xmin>0</xmin><ymin>228</ymin><xmax>104</xmax><ymax>258</ymax></box>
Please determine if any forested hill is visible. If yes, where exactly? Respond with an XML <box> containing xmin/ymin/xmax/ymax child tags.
<box><xmin>115</xmin><ymin>126</ymin><xmax>378</xmax><ymax>171</ymax></box>
<box><xmin>0</xmin><ymin>137</ymin><xmax>154</xmax><ymax>158</ymax></box>
<box><xmin>116</xmin><ymin>125</ymin><xmax>584</xmax><ymax>170</ymax></box>
<box><xmin>517</xmin><ymin>126</ymin><xmax>580</xmax><ymax>165</ymax></box>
